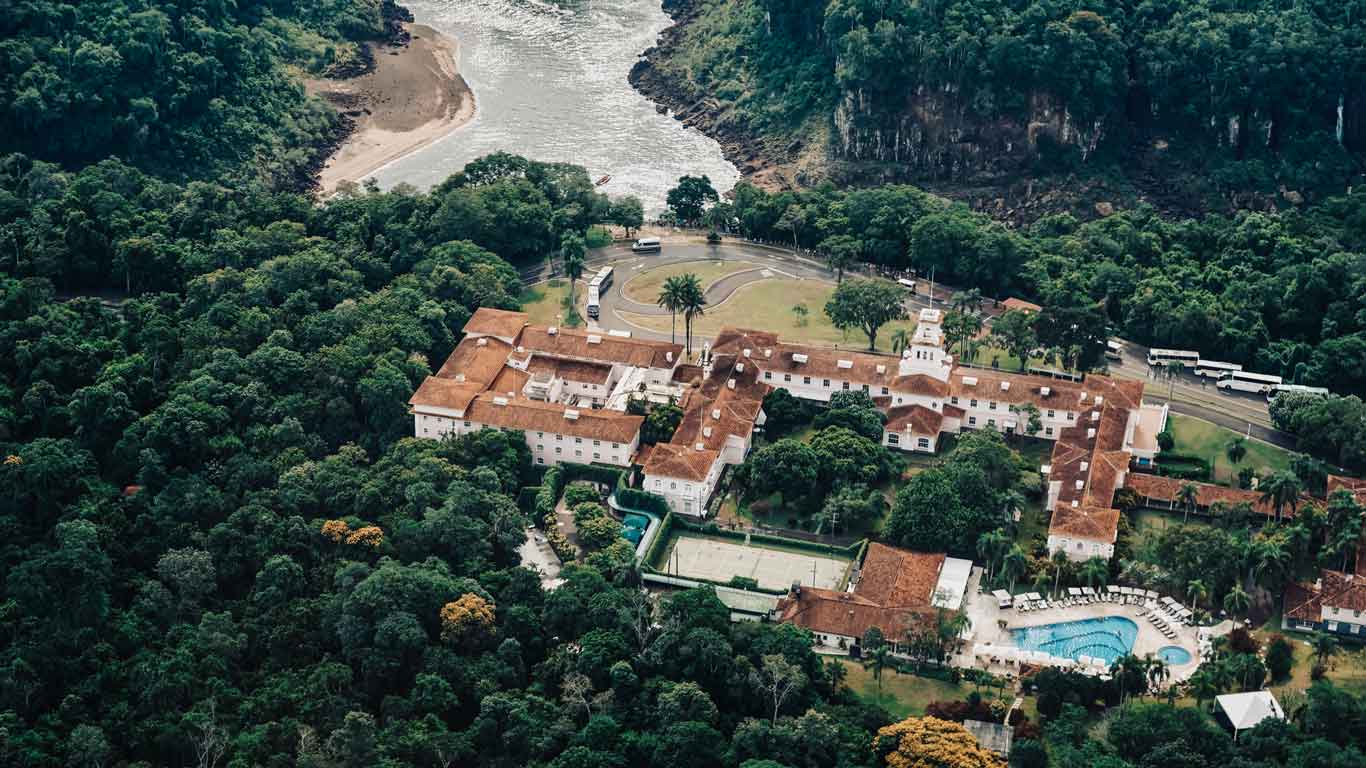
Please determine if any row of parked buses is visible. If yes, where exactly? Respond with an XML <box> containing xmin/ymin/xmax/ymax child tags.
<box><xmin>1144</xmin><ymin>348</ymin><xmax>1329</xmax><ymax>400</ymax></box>
<box><xmin>585</xmin><ymin>266</ymin><xmax>614</xmax><ymax>320</ymax></box>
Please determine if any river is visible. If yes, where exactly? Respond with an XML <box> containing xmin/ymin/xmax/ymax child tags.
<box><xmin>372</xmin><ymin>0</ymin><xmax>739</xmax><ymax>213</ymax></box>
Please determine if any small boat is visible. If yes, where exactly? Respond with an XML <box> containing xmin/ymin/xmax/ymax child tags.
<box><xmin>594</xmin><ymin>174</ymin><xmax>611</xmax><ymax>187</ymax></box>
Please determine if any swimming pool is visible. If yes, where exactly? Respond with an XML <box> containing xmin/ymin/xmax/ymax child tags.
<box><xmin>1157</xmin><ymin>645</ymin><xmax>1192</xmax><ymax>665</ymax></box>
<box><xmin>1012</xmin><ymin>616</ymin><xmax>1138</xmax><ymax>666</ymax></box>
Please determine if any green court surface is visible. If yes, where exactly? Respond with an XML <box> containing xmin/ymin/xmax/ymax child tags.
<box><xmin>654</xmin><ymin>531</ymin><xmax>852</xmax><ymax>592</ymax></box>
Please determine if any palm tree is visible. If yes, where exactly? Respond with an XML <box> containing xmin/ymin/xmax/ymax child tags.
<box><xmin>1310</xmin><ymin>631</ymin><xmax>1338</xmax><ymax>669</ymax></box>
<box><xmin>1223</xmin><ymin>583</ymin><xmax>1251</xmax><ymax>623</ymax></box>
<box><xmin>1260</xmin><ymin>471</ymin><xmax>1304</xmax><ymax>523</ymax></box>
<box><xmin>1081</xmin><ymin>557</ymin><xmax>1108</xmax><ymax>591</ymax></box>
<box><xmin>1030</xmin><ymin>571</ymin><xmax>1052</xmax><ymax>599</ymax></box>
<box><xmin>1186</xmin><ymin>579</ymin><xmax>1208</xmax><ymax>611</ymax></box>
<box><xmin>1050</xmin><ymin>549</ymin><xmax>1070</xmax><ymax>600</ymax></box>
<box><xmin>1109</xmin><ymin>654</ymin><xmax>1148</xmax><ymax>708</ymax></box>
<box><xmin>869</xmin><ymin>645</ymin><xmax>893</xmax><ymax>696</ymax></box>
<box><xmin>562</xmin><ymin>233</ymin><xmax>586</xmax><ymax>306</ymax></box>
<box><xmin>1002</xmin><ymin>545</ymin><xmax>1029</xmax><ymax>593</ymax></box>
<box><xmin>951</xmin><ymin>289</ymin><xmax>984</xmax><ymax>315</ymax></box>
<box><xmin>890</xmin><ymin>328</ymin><xmax>911</xmax><ymax>356</ymax></box>
<box><xmin>657</xmin><ymin>276</ymin><xmax>687</xmax><ymax>344</ymax></box>
<box><xmin>1254</xmin><ymin>538</ymin><xmax>1291</xmax><ymax>589</ymax></box>
<box><xmin>676</xmin><ymin>273</ymin><xmax>707</xmax><ymax>358</ymax></box>
<box><xmin>1187</xmin><ymin>668</ymin><xmax>1221</xmax><ymax>712</ymax></box>
<box><xmin>1177</xmin><ymin>482</ymin><xmax>1200</xmax><ymax>523</ymax></box>
<box><xmin>1145</xmin><ymin>655</ymin><xmax>1170</xmax><ymax>700</ymax></box>
<box><xmin>977</xmin><ymin>529</ymin><xmax>1010</xmax><ymax>582</ymax></box>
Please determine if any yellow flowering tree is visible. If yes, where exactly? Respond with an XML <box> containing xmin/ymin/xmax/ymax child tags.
<box><xmin>875</xmin><ymin>716</ymin><xmax>1004</xmax><ymax>768</ymax></box>
<box><xmin>440</xmin><ymin>593</ymin><xmax>496</xmax><ymax>646</ymax></box>
<box><xmin>321</xmin><ymin>520</ymin><xmax>351</xmax><ymax>543</ymax></box>
<box><xmin>345</xmin><ymin>525</ymin><xmax>384</xmax><ymax>548</ymax></box>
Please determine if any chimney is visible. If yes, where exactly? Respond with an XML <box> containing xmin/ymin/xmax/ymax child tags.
<box><xmin>792</xmin><ymin>353</ymin><xmax>809</xmax><ymax>364</ymax></box>
<box><xmin>743</xmin><ymin>348</ymin><xmax>752</xmax><ymax>358</ymax></box>
<box><xmin>1091</xmin><ymin>411</ymin><xmax>1100</xmax><ymax>422</ymax></box>
<box><xmin>1080</xmin><ymin>461</ymin><xmax>1089</xmax><ymax>472</ymax></box>
<box><xmin>764</xmin><ymin>349</ymin><xmax>772</xmax><ymax>358</ymax></box>
<box><xmin>837</xmin><ymin>359</ymin><xmax>853</xmax><ymax>369</ymax></box>
<box><xmin>703</xmin><ymin>426</ymin><xmax>713</xmax><ymax>438</ymax></box>
<box><xmin>1040</xmin><ymin>386</ymin><xmax>1051</xmax><ymax>396</ymax></box>
<box><xmin>492</xmin><ymin>396</ymin><xmax>508</xmax><ymax>406</ymax></box>
<box><xmin>666</xmin><ymin>351</ymin><xmax>674</xmax><ymax>363</ymax></box>
<box><xmin>564</xmin><ymin>409</ymin><xmax>580</xmax><ymax>420</ymax></box>
<box><xmin>548</xmin><ymin>326</ymin><xmax>558</xmax><ymax>336</ymax></box>
<box><xmin>1000</xmin><ymin>381</ymin><xmax>1010</xmax><ymax>391</ymax></box>
<box><xmin>727</xmin><ymin>380</ymin><xmax>736</xmax><ymax>390</ymax></box>
<box><xmin>694</xmin><ymin>442</ymin><xmax>705</xmax><ymax>451</ymax></box>
<box><xmin>516</xmin><ymin>345</ymin><xmax>524</xmax><ymax>353</ymax></box>
<box><xmin>587</xmin><ymin>334</ymin><xmax>602</xmax><ymax>344</ymax></box>
<box><xmin>711</xmin><ymin>408</ymin><xmax>721</xmax><ymax>419</ymax></box>
<box><xmin>962</xmin><ymin>376</ymin><xmax>977</xmax><ymax>386</ymax></box>
<box><xmin>735</xmin><ymin>363</ymin><xmax>745</xmax><ymax>373</ymax></box>
<box><xmin>1087</xmin><ymin>427</ymin><xmax>1096</xmax><ymax>439</ymax></box>
<box><xmin>1075</xmin><ymin>480</ymin><xmax>1085</xmax><ymax>490</ymax></box>
<box><xmin>876</xmin><ymin>364</ymin><xmax>886</xmax><ymax>374</ymax></box>
<box><xmin>455</xmin><ymin>373</ymin><xmax>466</xmax><ymax>383</ymax></box>
<box><xmin>477</xmin><ymin>338</ymin><xmax>488</xmax><ymax>347</ymax></box>
<box><xmin>1095</xmin><ymin>395</ymin><xmax>1105</xmax><ymax>405</ymax></box>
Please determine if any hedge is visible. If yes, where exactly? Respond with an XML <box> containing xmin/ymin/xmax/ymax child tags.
<box><xmin>641</xmin><ymin>511</ymin><xmax>675</xmax><ymax>567</ymax></box>
<box><xmin>617</xmin><ymin>487</ymin><xmax>670</xmax><ymax>516</ymax></box>
<box><xmin>563</xmin><ymin>463</ymin><xmax>626</xmax><ymax>489</ymax></box>
<box><xmin>533</xmin><ymin>466</ymin><xmax>566</xmax><ymax>522</ymax></box>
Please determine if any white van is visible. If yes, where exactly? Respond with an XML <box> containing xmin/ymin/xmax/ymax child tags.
<box><xmin>631</xmin><ymin>237</ymin><xmax>661</xmax><ymax>253</ymax></box>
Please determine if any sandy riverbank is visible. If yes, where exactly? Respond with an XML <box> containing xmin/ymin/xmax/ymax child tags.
<box><xmin>307</xmin><ymin>23</ymin><xmax>475</xmax><ymax>195</ymax></box>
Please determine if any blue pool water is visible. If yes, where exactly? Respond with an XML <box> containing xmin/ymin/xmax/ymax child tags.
<box><xmin>1157</xmin><ymin>645</ymin><xmax>1192</xmax><ymax>665</ymax></box>
<box><xmin>1012</xmin><ymin>616</ymin><xmax>1138</xmax><ymax>666</ymax></box>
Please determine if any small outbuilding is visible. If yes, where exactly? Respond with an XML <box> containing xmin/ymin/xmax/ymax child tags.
<box><xmin>1215</xmin><ymin>691</ymin><xmax>1284</xmax><ymax>740</ymax></box>
<box><xmin>963</xmin><ymin>719</ymin><xmax>1013</xmax><ymax>758</ymax></box>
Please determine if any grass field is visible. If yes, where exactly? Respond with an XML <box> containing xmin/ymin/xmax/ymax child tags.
<box><xmin>1129</xmin><ymin>507</ymin><xmax>1213</xmax><ymax>549</ymax></box>
<box><xmin>620</xmin><ymin>259</ymin><xmax>756</xmax><ymax>303</ymax></box>
<box><xmin>654</xmin><ymin>530</ymin><xmax>852</xmax><ymax>591</ymax></box>
<box><xmin>619</xmin><ymin>278</ymin><xmax>918</xmax><ymax>352</ymax></box>
<box><xmin>520</xmin><ymin>279</ymin><xmax>582</xmax><ymax>328</ymax></box>
<box><xmin>838</xmin><ymin>660</ymin><xmax>1017</xmax><ymax>719</ymax></box>
<box><xmin>1167</xmin><ymin>414</ymin><xmax>1294</xmax><ymax>484</ymax></box>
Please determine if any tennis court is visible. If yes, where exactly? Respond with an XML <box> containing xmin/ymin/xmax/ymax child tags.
<box><xmin>656</xmin><ymin>531</ymin><xmax>852</xmax><ymax>592</ymax></box>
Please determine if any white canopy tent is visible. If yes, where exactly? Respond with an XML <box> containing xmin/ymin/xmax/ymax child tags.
<box><xmin>1216</xmin><ymin>691</ymin><xmax>1285</xmax><ymax>739</ymax></box>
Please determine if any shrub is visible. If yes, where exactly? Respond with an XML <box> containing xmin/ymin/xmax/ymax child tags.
<box><xmin>1265</xmin><ymin>634</ymin><xmax>1295</xmax><ymax>682</ymax></box>
<box><xmin>1227</xmin><ymin>627</ymin><xmax>1261</xmax><ymax>655</ymax></box>
<box><xmin>618</xmin><ymin>487</ymin><xmax>670</xmax><ymax>515</ymax></box>
<box><xmin>577</xmin><ymin>514</ymin><xmax>623</xmax><ymax>551</ymax></box>
<box><xmin>729</xmin><ymin>576</ymin><xmax>759</xmax><ymax>590</ymax></box>
<box><xmin>585</xmin><ymin>226</ymin><xmax>613</xmax><ymax>248</ymax></box>
<box><xmin>573</xmin><ymin>502</ymin><xmax>608</xmax><ymax>525</ymax></box>
<box><xmin>1157</xmin><ymin>430</ymin><xmax>1174</xmax><ymax>451</ymax></box>
<box><xmin>564</xmin><ymin>483</ymin><xmax>600</xmax><ymax>508</ymax></box>
<box><xmin>706</xmin><ymin>231</ymin><xmax>721</xmax><ymax>243</ymax></box>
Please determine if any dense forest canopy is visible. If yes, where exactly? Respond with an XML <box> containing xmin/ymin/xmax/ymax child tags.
<box><xmin>658</xmin><ymin>0</ymin><xmax>1365</xmax><ymax>192</ymax></box>
<box><xmin>0</xmin><ymin>0</ymin><xmax>407</xmax><ymax>187</ymax></box>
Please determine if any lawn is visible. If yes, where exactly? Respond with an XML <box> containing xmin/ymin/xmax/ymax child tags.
<box><xmin>520</xmin><ymin>279</ymin><xmax>582</xmax><ymax>328</ymax></box>
<box><xmin>619</xmin><ymin>278</ymin><xmax>918</xmax><ymax>352</ymax></box>
<box><xmin>1129</xmin><ymin>507</ymin><xmax>1212</xmax><ymax>550</ymax></box>
<box><xmin>839</xmin><ymin>660</ymin><xmax>977</xmax><ymax>718</ymax></box>
<box><xmin>1167</xmin><ymin>414</ymin><xmax>1294</xmax><ymax>484</ymax></box>
<box><xmin>620</xmin><ymin>259</ymin><xmax>756</xmax><ymax>303</ymax></box>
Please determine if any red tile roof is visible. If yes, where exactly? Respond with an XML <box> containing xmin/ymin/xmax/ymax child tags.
<box><xmin>640</xmin><ymin>443</ymin><xmax>720</xmax><ymax>482</ymax></box>
<box><xmin>408</xmin><ymin>377</ymin><xmax>485</xmax><ymax>413</ymax></box>
<box><xmin>886</xmin><ymin>404</ymin><xmax>944</xmax><ymax>436</ymax></box>
<box><xmin>463</xmin><ymin>307</ymin><xmax>529</xmax><ymax>340</ymax></box>
<box><xmin>1124</xmin><ymin>473</ymin><xmax>1289</xmax><ymax>518</ymax></box>
<box><xmin>435</xmin><ymin>336</ymin><xmax>514</xmax><ymax>383</ymax></box>
<box><xmin>518</xmin><ymin>326</ymin><xmax>682</xmax><ymax>369</ymax></box>
<box><xmin>1285</xmin><ymin>571</ymin><xmax>1366</xmax><ymax>621</ymax></box>
<box><xmin>462</xmin><ymin>394</ymin><xmax>642</xmax><ymax>444</ymax></box>
<box><xmin>1049</xmin><ymin>505</ymin><xmax>1121</xmax><ymax>542</ymax></box>
<box><xmin>773</xmin><ymin>543</ymin><xmax>946</xmax><ymax>641</ymax></box>
<box><xmin>1002</xmin><ymin>298</ymin><xmax>1042</xmax><ymax>313</ymax></box>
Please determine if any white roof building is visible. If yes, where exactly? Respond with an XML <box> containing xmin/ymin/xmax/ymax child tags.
<box><xmin>1215</xmin><ymin>691</ymin><xmax>1284</xmax><ymax>737</ymax></box>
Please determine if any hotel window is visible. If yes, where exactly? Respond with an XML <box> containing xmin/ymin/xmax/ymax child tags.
<box><xmin>823</xmin><ymin>379</ymin><xmax>830</xmax><ymax>388</ymax></box>
<box><xmin>594</xmin><ymin>453</ymin><xmax>600</xmax><ymax>460</ymax></box>
<box><xmin>423</xmin><ymin>428</ymin><xmax>429</xmax><ymax>434</ymax></box>
<box><xmin>764</xmin><ymin>371</ymin><xmax>772</xmax><ymax>380</ymax></box>
<box><xmin>842</xmin><ymin>382</ymin><xmax>850</xmax><ymax>390</ymax></box>
<box><xmin>537</xmin><ymin>431</ymin><xmax>544</xmax><ymax>438</ymax></box>
<box><xmin>1045</xmin><ymin>427</ymin><xmax>1054</xmax><ymax>436</ymax></box>
<box><xmin>537</xmin><ymin>444</ymin><xmax>544</xmax><ymax>452</ymax></box>
<box><xmin>862</xmin><ymin>384</ymin><xmax>869</xmax><ymax>392</ymax></box>
<box><xmin>887</xmin><ymin>433</ymin><xmax>900</xmax><ymax>445</ymax></box>
<box><xmin>784</xmin><ymin>374</ymin><xmax>792</xmax><ymax>382</ymax></box>
<box><xmin>968</xmin><ymin>416</ymin><xmax>977</xmax><ymax>425</ymax></box>
<box><xmin>882</xmin><ymin>387</ymin><xmax>889</xmax><ymax>395</ymax></box>
<box><xmin>556</xmin><ymin>434</ymin><xmax>563</xmax><ymax>441</ymax></box>
<box><xmin>970</xmin><ymin>399</ymin><xmax>978</xmax><ymax>408</ymax></box>
<box><xmin>463</xmin><ymin>421</ymin><xmax>471</xmax><ymax>428</ymax></box>
<box><xmin>917</xmin><ymin>437</ymin><xmax>930</xmax><ymax>449</ymax></box>
<box><xmin>593</xmin><ymin>440</ymin><xmax>600</xmax><ymax>446</ymax></box>
<box><xmin>803</xmin><ymin>376</ymin><xmax>811</xmax><ymax>384</ymax></box>
<box><xmin>575</xmin><ymin>450</ymin><xmax>582</xmax><ymax>457</ymax></box>
<box><xmin>537</xmin><ymin>457</ymin><xmax>544</xmax><ymax>464</ymax></box>
<box><xmin>575</xmin><ymin>437</ymin><xmax>582</xmax><ymax>444</ymax></box>
<box><xmin>1067</xmin><ymin>411</ymin><xmax>1075</xmax><ymax>420</ymax></box>
<box><xmin>556</xmin><ymin>447</ymin><xmax>562</xmax><ymax>455</ymax></box>
<box><xmin>1047</xmin><ymin>410</ymin><xmax>1055</xmax><ymax>419</ymax></box>
<box><xmin>951</xmin><ymin>396</ymin><xmax>959</xmax><ymax>405</ymax></box>
<box><xmin>670</xmin><ymin>482</ymin><xmax>677</xmax><ymax>490</ymax></box>
<box><xmin>654</xmin><ymin>479</ymin><xmax>662</xmax><ymax>489</ymax></box>
<box><xmin>988</xmin><ymin>419</ymin><xmax>996</xmax><ymax>427</ymax></box>
<box><xmin>989</xmin><ymin>401</ymin><xmax>997</xmax><ymax>410</ymax></box>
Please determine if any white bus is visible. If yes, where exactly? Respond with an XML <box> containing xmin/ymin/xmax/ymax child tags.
<box><xmin>1105</xmin><ymin>340</ymin><xmax>1123</xmax><ymax>361</ymax></box>
<box><xmin>1267</xmin><ymin>384</ymin><xmax>1330</xmax><ymax>402</ymax></box>
<box><xmin>1216</xmin><ymin>370</ymin><xmax>1283</xmax><ymax>394</ymax></box>
<box><xmin>586</xmin><ymin>266</ymin><xmax>613</xmax><ymax>320</ymax></box>
<box><xmin>1147</xmin><ymin>348</ymin><xmax>1200</xmax><ymax>368</ymax></box>
<box><xmin>1193</xmin><ymin>359</ymin><xmax>1243</xmax><ymax>378</ymax></box>
<box><xmin>631</xmin><ymin>237</ymin><xmax>661</xmax><ymax>253</ymax></box>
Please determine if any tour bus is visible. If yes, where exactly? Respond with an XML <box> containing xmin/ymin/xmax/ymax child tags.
<box><xmin>1193</xmin><ymin>359</ymin><xmax>1243</xmax><ymax>379</ymax></box>
<box><xmin>897</xmin><ymin>277</ymin><xmax>918</xmax><ymax>293</ymax></box>
<box><xmin>1146</xmin><ymin>348</ymin><xmax>1200</xmax><ymax>368</ymax></box>
<box><xmin>585</xmin><ymin>266</ymin><xmax>613</xmax><ymax>320</ymax></box>
<box><xmin>1216</xmin><ymin>370</ymin><xmax>1283</xmax><ymax>394</ymax></box>
<box><xmin>1105</xmin><ymin>340</ymin><xmax>1123</xmax><ymax>361</ymax></box>
<box><xmin>631</xmin><ymin>237</ymin><xmax>661</xmax><ymax>253</ymax></box>
<box><xmin>1266</xmin><ymin>384</ymin><xmax>1330</xmax><ymax>402</ymax></box>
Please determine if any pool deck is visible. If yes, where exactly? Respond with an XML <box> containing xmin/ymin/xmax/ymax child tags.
<box><xmin>957</xmin><ymin>568</ymin><xmax>1201</xmax><ymax>682</ymax></box>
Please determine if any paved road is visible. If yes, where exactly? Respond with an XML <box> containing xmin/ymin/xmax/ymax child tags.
<box><xmin>531</xmin><ymin>234</ymin><xmax>1297</xmax><ymax>449</ymax></box>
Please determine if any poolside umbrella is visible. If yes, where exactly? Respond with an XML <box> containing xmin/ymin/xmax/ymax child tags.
<box><xmin>1145</xmin><ymin>590</ymin><xmax>1159</xmax><ymax>600</ymax></box>
<box><xmin>1026</xmin><ymin>592</ymin><xmax>1043</xmax><ymax>602</ymax></box>
<box><xmin>1161</xmin><ymin>596</ymin><xmax>1175</xmax><ymax>605</ymax></box>
<box><xmin>1068</xmin><ymin>587</ymin><xmax>1082</xmax><ymax>597</ymax></box>
<box><xmin>1083</xmin><ymin>587</ymin><xmax>1097</xmax><ymax>597</ymax></box>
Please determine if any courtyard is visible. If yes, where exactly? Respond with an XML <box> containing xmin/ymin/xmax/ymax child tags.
<box><xmin>653</xmin><ymin>530</ymin><xmax>853</xmax><ymax>592</ymax></box>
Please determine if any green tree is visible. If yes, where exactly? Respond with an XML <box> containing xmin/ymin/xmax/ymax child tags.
<box><xmin>658</xmin><ymin>275</ymin><xmax>688</xmax><ymax>345</ymax></box>
<box><xmin>1226</xmin><ymin>437</ymin><xmax>1247</xmax><ymax>468</ymax></box>
<box><xmin>824</xmin><ymin>278</ymin><xmax>908</xmax><ymax>351</ymax></box>
<box><xmin>562</xmin><ymin>232</ymin><xmax>587</xmax><ymax>305</ymax></box>
<box><xmin>991</xmin><ymin>309</ymin><xmax>1037</xmax><ymax>370</ymax></box>
<box><xmin>677</xmin><ymin>273</ymin><xmax>707</xmax><ymax>357</ymax></box>
<box><xmin>1259</xmin><ymin>471</ymin><xmax>1304</xmax><ymax>523</ymax></box>
<box><xmin>611</xmin><ymin>197</ymin><xmax>644</xmax><ymax>238</ymax></box>
<box><xmin>666</xmin><ymin>175</ymin><xmax>719</xmax><ymax>224</ymax></box>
